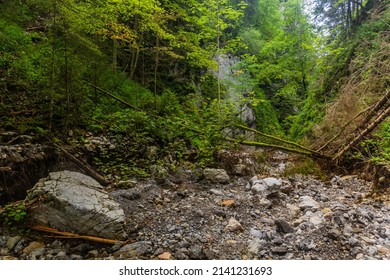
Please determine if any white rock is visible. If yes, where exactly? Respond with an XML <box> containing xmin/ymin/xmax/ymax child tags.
<box><xmin>26</xmin><ymin>171</ymin><xmax>127</xmax><ymax>240</ymax></box>
<box><xmin>298</xmin><ymin>196</ymin><xmax>320</xmax><ymax>210</ymax></box>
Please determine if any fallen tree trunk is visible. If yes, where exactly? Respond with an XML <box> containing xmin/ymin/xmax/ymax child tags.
<box><xmin>353</xmin><ymin>90</ymin><xmax>390</xmax><ymax>134</ymax></box>
<box><xmin>226</xmin><ymin>137</ymin><xmax>331</xmax><ymax>159</ymax></box>
<box><xmin>236</xmin><ymin>124</ymin><xmax>323</xmax><ymax>155</ymax></box>
<box><xmin>316</xmin><ymin>105</ymin><xmax>373</xmax><ymax>152</ymax></box>
<box><xmin>333</xmin><ymin>105</ymin><xmax>390</xmax><ymax>161</ymax></box>
<box><xmin>56</xmin><ymin>145</ymin><xmax>109</xmax><ymax>186</ymax></box>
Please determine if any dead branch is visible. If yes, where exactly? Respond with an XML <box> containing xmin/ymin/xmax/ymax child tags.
<box><xmin>30</xmin><ymin>225</ymin><xmax>123</xmax><ymax>245</ymax></box>
<box><xmin>317</xmin><ymin>105</ymin><xmax>373</xmax><ymax>152</ymax></box>
<box><xmin>56</xmin><ymin>145</ymin><xmax>109</xmax><ymax>186</ymax></box>
<box><xmin>235</xmin><ymin>124</ymin><xmax>327</xmax><ymax>157</ymax></box>
<box><xmin>353</xmin><ymin>90</ymin><xmax>390</xmax><ymax>134</ymax></box>
<box><xmin>86</xmin><ymin>82</ymin><xmax>204</xmax><ymax>135</ymax></box>
<box><xmin>334</xmin><ymin>105</ymin><xmax>390</xmax><ymax>161</ymax></box>
<box><xmin>226</xmin><ymin>137</ymin><xmax>331</xmax><ymax>159</ymax></box>
<box><xmin>86</xmin><ymin>82</ymin><xmax>140</xmax><ymax>111</ymax></box>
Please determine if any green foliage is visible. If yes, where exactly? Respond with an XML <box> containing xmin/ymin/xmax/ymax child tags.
<box><xmin>283</xmin><ymin>157</ymin><xmax>326</xmax><ymax>179</ymax></box>
<box><xmin>356</xmin><ymin>120</ymin><xmax>390</xmax><ymax>164</ymax></box>
<box><xmin>251</xmin><ymin>89</ymin><xmax>283</xmax><ymax>134</ymax></box>
<box><xmin>1</xmin><ymin>203</ymin><xmax>29</xmax><ymax>232</ymax></box>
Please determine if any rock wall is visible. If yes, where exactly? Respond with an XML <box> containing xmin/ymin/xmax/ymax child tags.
<box><xmin>0</xmin><ymin>134</ymin><xmax>56</xmax><ymax>204</ymax></box>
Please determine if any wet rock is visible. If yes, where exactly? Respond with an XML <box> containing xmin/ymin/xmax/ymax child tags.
<box><xmin>26</xmin><ymin>171</ymin><xmax>127</xmax><ymax>240</ymax></box>
<box><xmin>203</xmin><ymin>168</ymin><xmax>230</xmax><ymax>184</ymax></box>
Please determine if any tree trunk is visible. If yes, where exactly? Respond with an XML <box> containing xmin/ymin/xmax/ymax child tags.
<box><xmin>154</xmin><ymin>36</ymin><xmax>160</xmax><ymax>111</ymax></box>
<box><xmin>334</xmin><ymin>106</ymin><xmax>390</xmax><ymax>161</ymax></box>
<box><xmin>112</xmin><ymin>38</ymin><xmax>118</xmax><ymax>74</ymax></box>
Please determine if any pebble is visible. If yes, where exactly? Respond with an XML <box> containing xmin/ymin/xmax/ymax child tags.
<box><xmin>6</xmin><ymin>236</ymin><xmax>22</xmax><ymax>250</ymax></box>
<box><xmin>274</xmin><ymin>219</ymin><xmax>294</xmax><ymax>234</ymax></box>
<box><xmin>225</xmin><ymin>217</ymin><xmax>244</xmax><ymax>232</ymax></box>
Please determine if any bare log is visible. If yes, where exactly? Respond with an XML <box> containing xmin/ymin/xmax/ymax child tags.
<box><xmin>235</xmin><ymin>124</ymin><xmax>328</xmax><ymax>158</ymax></box>
<box><xmin>317</xmin><ymin>105</ymin><xmax>373</xmax><ymax>152</ymax></box>
<box><xmin>354</xmin><ymin>90</ymin><xmax>390</xmax><ymax>134</ymax></box>
<box><xmin>226</xmin><ymin>137</ymin><xmax>331</xmax><ymax>159</ymax></box>
<box><xmin>56</xmin><ymin>145</ymin><xmax>109</xmax><ymax>186</ymax></box>
<box><xmin>87</xmin><ymin>82</ymin><xmax>140</xmax><ymax>111</ymax></box>
<box><xmin>334</xmin><ymin>105</ymin><xmax>390</xmax><ymax>161</ymax></box>
<box><xmin>31</xmin><ymin>225</ymin><xmax>123</xmax><ymax>245</ymax></box>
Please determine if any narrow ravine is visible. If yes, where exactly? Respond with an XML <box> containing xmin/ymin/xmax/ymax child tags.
<box><xmin>1</xmin><ymin>150</ymin><xmax>389</xmax><ymax>260</ymax></box>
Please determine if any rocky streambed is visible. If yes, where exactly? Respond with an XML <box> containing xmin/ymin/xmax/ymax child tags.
<box><xmin>1</xmin><ymin>154</ymin><xmax>389</xmax><ymax>260</ymax></box>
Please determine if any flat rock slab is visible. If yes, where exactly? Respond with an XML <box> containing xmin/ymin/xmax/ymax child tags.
<box><xmin>26</xmin><ymin>171</ymin><xmax>127</xmax><ymax>240</ymax></box>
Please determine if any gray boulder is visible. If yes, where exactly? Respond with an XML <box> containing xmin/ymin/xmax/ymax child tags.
<box><xmin>203</xmin><ymin>168</ymin><xmax>230</xmax><ymax>183</ymax></box>
<box><xmin>26</xmin><ymin>171</ymin><xmax>127</xmax><ymax>240</ymax></box>
<box><xmin>247</xmin><ymin>176</ymin><xmax>282</xmax><ymax>197</ymax></box>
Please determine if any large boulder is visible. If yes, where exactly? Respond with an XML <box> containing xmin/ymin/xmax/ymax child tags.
<box><xmin>26</xmin><ymin>171</ymin><xmax>127</xmax><ymax>240</ymax></box>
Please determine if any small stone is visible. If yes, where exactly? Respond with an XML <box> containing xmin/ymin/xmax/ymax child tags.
<box><xmin>348</xmin><ymin>237</ymin><xmax>360</xmax><ymax>247</ymax></box>
<box><xmin>87</xmin><ymin>250</ymin><xmax>99</xmax><ymax>258</ymax></box>
<box><xmin>204</xmin><ymin>249</ymin><xmax>215</xmax><ymax>260</ymax></box>
<box><xmin>203</xmin><ymin>168</ymin><xmax>230</xmax><ymax>184</ymax></box>
<box><xmin>2</xmin><ymin>256</ymin><xmax>19</xmax><ymax>260</ymax></box>
<box><xmin>225</xmin><ymin>217</ymin><xmax>244</xmax><ymax>232</ymax></box>
<box><xmin>250</xmin><ymin>229</ymin><xmax>263</xmax><ymax>239</ymax></box>
<box><xmin>272</xmin><ymin>246</ymin><xmax>288</xmax><ymax>255</ymax></box>
<box><xmin>70</xmin><ymin>254</ymin><xmax>83</xmax><ymax>260</ymax></box>
<box><xmin>117</xmin><ymin>241</ymin><xmax>151</xmax><ymax>258</ymax></box>
<box><xmin>356</xmin><ymin>253</ymin><xmax>364</xmax><ymax>260</ymax></box>
<box><xmin>214</xmin><ymin>210</ymin><xmax>227</xmax><ymax>218</ymax></box>
<box><xmin>23</xmin><ymin>241</ymin><xmax>45</xmax><ymax>255</ymax></box>
<box><xmin>227</xmin><ymin>240</ymin><xmax>238</xmax><ymax>246</ymax></box>
<box><xmin>120</xmin><ymin>189</ymin><xmax>141</xmax><ymax>200</ymax></box>
<box><xmin>248</xmin><ymin>239</ymin><xmax>262</xmax><ymax>255</ymax></box>
<box><xmin>189</xmin><ymin>245</ymin><xmax>204</xmax><ymax>259</ymax></box>
<box><xmin>210</xmin><ymin>189</ymin><xmax>224</xmax><ymax>196</ymax></box>
<box><xmin>328</xmin><ymin>228</ymin><xmax>341</xmax><ymax>240</ymax></box>
<box><xmin>298</xmin><ymin>196</ymin><xmax>320</xmax><ymax>210</ymax></box>
<box><xmin>221</xmin><ymin>199</ymin><xmax>235</xmax><ymax>207</ymax></box>
<box><xmin>366</xmin><ymin>246</ymin><xmax>378</xmax><ymax>256</ymax></box>
<box><xmin>361</xmin><ymin>236</ymin><xmax>375</xmax><ymax>244</ymax></box>
<box><xmin>377</xmin><ymin>246</ymin><xmax>390</xmax><ymax>255</ymax></box>
<box><xmin>55</xmin><ymin>251</ymin><xmax>68</xmax><ymax>260</ymax></box>
<box><xmin>6</xmin><ymin>236</ymin><xmax>22</xmax><ymax>250</ymax></box>
<box><xmin>287</xmin><ymin>204</ymin><xmax>301</xmax><ymax>218</ymax></box>
<box><xmin>158</xmin><ymin>252</ymin><xmax>173</xmax><ymax>260</ymax></box>
<box><xmin>274</xmin><ymin>219</ymin><xmax>294</xmax><ymax>234</ymax></box>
